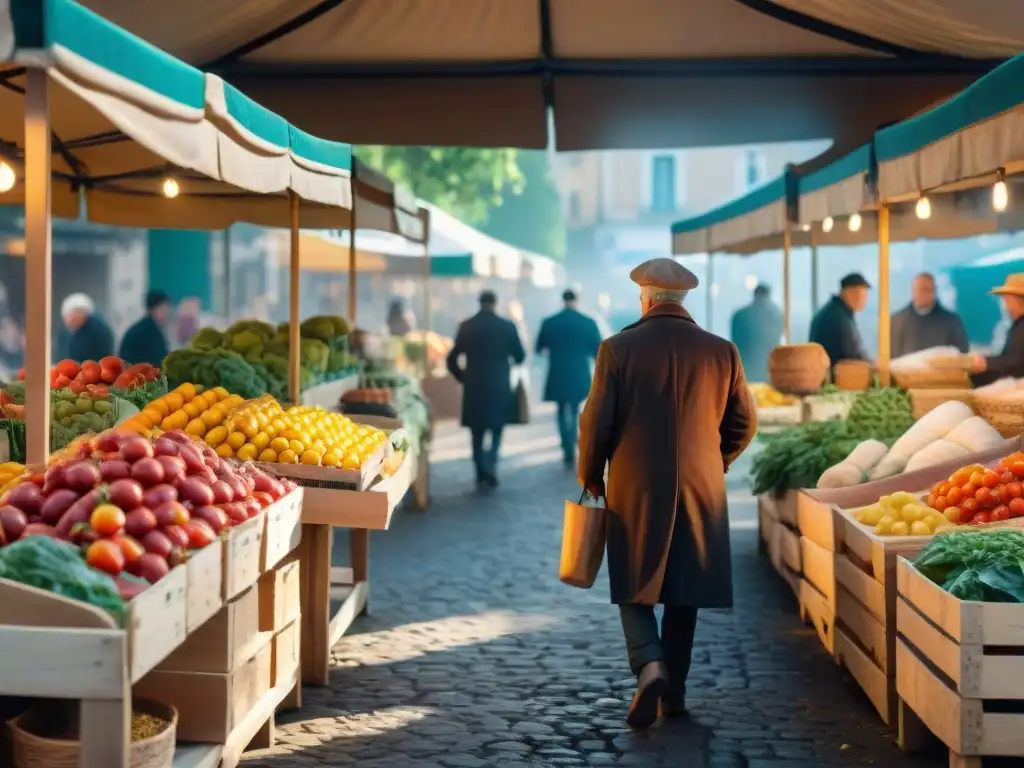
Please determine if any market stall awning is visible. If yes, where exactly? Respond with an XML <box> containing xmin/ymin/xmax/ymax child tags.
<box><xmin>0</xmin><ymin>0</ymin><xmax>355</xmax><ymax>230</ymax></box>
<box><xmin>76</xmin><ymin>0</ymin><xmax>1000</xmax><ymax>150</ymax></box>
<box><xmin>268</xmin><ymin>230</ymin><xmax>387</xmax><ymax>273</ymax></box>
<box><xmin>797</xmin><ymin>144</ymin><xmax>873</xmax><ymax>225</ymax></box>
<box><xmin>876</xmin><ymin>52</ymin><xmax>1024</xmax><ymax>202</ymax></box>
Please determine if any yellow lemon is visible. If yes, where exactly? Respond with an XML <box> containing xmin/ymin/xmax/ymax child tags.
<box><xmin>142</xmin><ymin>406</ymin><xmax>164</xmax><ymax>425</ymax></box>
<box><xmin>236</xmin><ymin>443</ymin><xmax>258</xmax><ymax>462</ymax></box>
<box><xmin>202</xmin><ymin>406</ymin><xmax>225</xmax><ymax>428</ymax></box>
<box><xmin>252</xmin><ymin>432</ymin><xmax>270</xmax><ymax>451</ymax></box>
<box><xmin>186</xmin><ymin>418</ymin><xmax>207</xmax><ymax>436</ymax></box>
<box><xmin>227</xmin><ymin>431</ymin><xmax>247</xmax><ymax>450</ymax></box>
<box><xmin>278</xmin><ymin>449</ymin><xmax>298</xmax><ymax>464</ymax></box>
<box><xmin>164</xmin><ymin>393</ymin><xmax>184</xmax><ymax>412</ymax></box>
<box><xmin>300</xmin><ymin>449</ymin><xmax>322</xmax><ymax>466</ymax></box>
<box><xmin>289</xmin><ymin>439</ymin><xmax>306</xmax><ymax>455</ymax></box>
<box><xmin>183</xmin><ymin>402</ymin><xmax>202</xmax><ymax>419</ymax></box>
<box><xmin>215</xmin><ymin>443</ymin><xmax>235</xmax><ymax>458</ymax></box>
<box><xmin>322</xmin><ymin>452</ymin><xmax>341</xmax><ymax>468</ymax></box>
<box><xmin>270</xmin><ymin>437</ymin><xmax>290</xmax><ymax>453</ymax></box>
<box><xmin>160</xmin><ymin>414</ymin><xmax>179</xmax><ymax>431</ymax></box>
<box><xmin>263</xmin><ymin>422</ymin><xmax>279</xmax><ymax>439</ymax></box>
<box><xmin>259</xmin><ymin>448</ymin><xmax>278</xmax><ymax>463</ymax></box>
<box><xmin>205</xmin><ymin>425</ymin><xmax>229</xmax><ymax>446</ymax></box>
<box><xmin>149</xmin><ymin>398</ymin><xmax>171</xmax><ymax>417</ymax></box>
<box><xmin>342</xmin><ymin>454</ymin><xmax>361</xmax><ymax>470</ymax></box>
<box><xmin>211</xmin><ymin>386</ymin><xmax>228</xmax><ymax>401</ymax></box>
<box><xmin>174</xmin><ymin>382</ymin><xmax>197</xmax><ymax>402</ymax></box>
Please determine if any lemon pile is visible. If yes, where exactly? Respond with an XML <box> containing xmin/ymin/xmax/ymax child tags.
<box><xmin>853</xmin><ymin>491</ymin><xmax>953</xmax><ymax>537</ymax></box>
<box><xmin>134</xmin><ymin>383</ymin><xmax>243</xmax><ymax>437</ymax></box>
<box><xmin>206</xmin><ymin>396</ymin><xmax>388</xmax><ymax>468</ymax></box>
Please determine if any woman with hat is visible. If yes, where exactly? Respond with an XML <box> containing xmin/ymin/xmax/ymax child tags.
<box><xmin>970</xmin><ymin>274</ymin><xmax>1024</xmax><ymax>386</ymax></box>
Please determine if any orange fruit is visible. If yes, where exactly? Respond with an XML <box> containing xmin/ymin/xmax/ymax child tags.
<box><xmin>174</xmin><ymin>383</ymin><xmax>197</xmax><ymax>402</ymax></box>
<box><xmin>164</xmin><ymin>393</ymin><xmax>184</xmax><ymax>412</ymax></box>
<box><xmin>322</xmin><ymin>452</ymin><xmax>340</xmax><ymax>468</ymax></box>
<box><xmin>142</xmin><ymin>406</ymin><xmax>163</xmax><ymax>425</ymax></box>
<box><xmin>183</xmin><ymin>402</ymin><xmax>201</xmax><ymax>419</ymax></box>
<box><xmin>227</xmin><ymin>431</ymin><xmax>247</xmax><ymax>450</ymax></box>
<box><xmin>215</xmin><ymin>443</ymin><xmax>234</xmax><ymax>458</ymax></box>
<box><xmin>202</xmin><ymin>407</ymin><xmax>225</xmax><ymax>428</ymax></box>
<box><xmin>277</xmin><ymin>449</ymin><xmax>298</xmax><ymax>464</ymax></box>
<box><xmin>150</xmin><ymin>398</ymin><xmax>170</xmax><ymax>417</ymax></box>
<box><xmin>259</xmin><ymin>448</ymin><xmax>278</xmax><ymax>463</ymax></box>
<box><xmin>300</xmin><ymin>449</ymin><xmax>322</xmax><ymax>466</ymax></box>
<box><xmin>288</xmin><ymin>439</ymin><xmax>306</xmax><ymax>455</ymax></box>
<box><xmin>186</xmin><ymin>418</ymin><xmax>207</xmax><ymax>436</ymax></box>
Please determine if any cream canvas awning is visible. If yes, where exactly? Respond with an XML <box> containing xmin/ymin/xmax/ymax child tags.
<box><xmin>77</xmin><ymin>0</ymin><xmax>1006</xmax><ymax>150</ymax></box>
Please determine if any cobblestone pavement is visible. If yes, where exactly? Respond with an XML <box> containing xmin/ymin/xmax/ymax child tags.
<box><xmin>244</xmin><ymin>408</ymin><xmax>943</xmax><ymax>768</ymax></box>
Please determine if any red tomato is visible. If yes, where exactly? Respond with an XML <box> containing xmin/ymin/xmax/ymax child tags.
<box><xmin>1010</xmin><ymin>482</ymin><xmax>1024</xmax><ymax>499</ymax></box>
<box><xmin>112</xmin><ymin>533</ymin><xmax>145</xmax><ymax>566</ymax></box>
<box><xmin>961</xmin><ymin>482</ymin><xmax>978</xmax><ymax>498</ymax></box>
<box><xmin>1002</xmin><ymin>472</ymin><xmax>1016</xmax><ymax>486</ymax></box>
<box><xmin>1013</xmin><ymin>461</ymin><xmax>1024</xmax><ymax>479</ymax></box>
<box><xmin>992</xmin><ymin>506</ymin><xmax>1011</xmax><ymax>522</ymax></box>
<box><xmin>974</xmin><ymin>512</ymin><xmax>993</xmax><ymax>525</ymax></box>
<box><xmin>961</xmin><ymin>497</ymin><xmax>979</xmax><ymax>515</ymax></box>
<box><xmin>184</xmin><ymin>520</ymin><xmax>215</xmax><ymax>549</ymax></box>
<box><xmin>943</xmin><ymin>507</ymin><xmax>963</xmax><ymax>524</ymax></box>
<box><xmin>1009</xmin><ymin>498</ymin><xmax>1024</xmax><ymax>518</ymax></box>
<box><xmin>86</xmin><ymin>539</ymin><xmax>125</xmax><ymax>575</ymax></box>
<box><xmin>998</xmin><ymin>485</ymin><xmax>1013</xmax><ymax>505</ymax></box>
<box><xmin>970</xmin><ymin>470</ymin><xmax>986</xmax><ymax>487</ymax></box>
<box><xmin>251</xmin><ymin>491</ymin><xmax>275</xmax><ymax>509</ymax></box>
<box><xmin>932</xmin><ymin>496</ymin><xmax>948</xmax><ymax>512</ymax></box>
<box><xmin>951</xmin><ymin>469</ymin><xmax>972</xmax><ymax>487</ymax></box>
<box><xmin>983</xmin><ymin>470</ymin><xmax>1002</xmax><ymax>489</ymax></box>
<box><xmin>976</xmin><ymin>487</ymin><xmax>995</xmax><ymax>506</ymax></box>
<box><xmin>937</xmin><ymin>480</ymin><xmax>953</xmax><ymax>497</ymax></box>
<box><xmin>946</xmin><ymin>487</ymin><xmax>963</xmax><ymax>506</ymax></box>
<box><xmin>90</xmin><ymin>504</ymin><xmax>126</xmax><ymax>537</ymax></box>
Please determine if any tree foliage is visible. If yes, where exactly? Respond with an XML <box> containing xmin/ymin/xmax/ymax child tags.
<box><xmin>353</xmin><ymin>146</ymin><xmax>523</xmax><ymax>225</ymax></box>
<box><xmin>481</xmin><ymin>150</ymin><xmax>565</xmax><ymax>260</ymax></box>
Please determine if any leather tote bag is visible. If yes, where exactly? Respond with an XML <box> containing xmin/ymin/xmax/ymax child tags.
<box><xmin>509</xmin><ymin>366</ymin><xmax>530</xmax><ymax>425</ymax></box>
<box><xmin>559</xmin><ymin>492</ymin><xmax>607</xmax><ymax>588</ymax></box>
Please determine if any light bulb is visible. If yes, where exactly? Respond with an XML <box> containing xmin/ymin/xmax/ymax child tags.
<box><xmin>915</xmin><ymin>196</ymin><xmax>931</xmax><ymax>220</ymax></box>
<box><xmin>993</xmin><ymin>180</ymin><xmax>1009</xmax><ymax>213</ymax></box>
<box><xmin>822</xmin><ymin>216</ymin><xmax>834</xmax><ymax>233</ymax></box>
<box><xmin>0</xmin><ymin>162</ymin><xmax>15</xmax><ymax>193</ymax></box>
<box><xmin>848</xmin><ymin>213</ymin><xmax>862</xmax><ymax>232</ymax></box>
<box><xmin>162</xmin><ymin>178</ymin><xmax>180</xmax><ymax>199</ymax></box>
<box><xmin>800</xmin><ymin>224</ymin><xmax>811</xmax><ymax>232</ymax></box>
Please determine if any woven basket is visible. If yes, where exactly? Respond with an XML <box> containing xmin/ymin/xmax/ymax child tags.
<box><xmin>891</xmin><ymin>368</ymin><xmax>971</xmax><ymax>390</ymax></box>
<box><xmin>10</xmin><ymin>700</ymin><xmax>176</xmax><ymax>768</ymax></box>
<box><xmin>974</xmin><ymin>394</ymin><xmax>1024</xmax><ymax>438</ymax></box>
<box><xmin>834</xmin><ymin>360</ymin><xmax>873</xmax><ymax>391</ymax></box>
<box><xmin>769</xmin><ymin>344</ymin><xmax>830</xmax><ymax>395</ymax></box>
<box><xmin>909</xmin><ymin>388</ymin><xmax>976</xmax><ymax>421</ymax></box>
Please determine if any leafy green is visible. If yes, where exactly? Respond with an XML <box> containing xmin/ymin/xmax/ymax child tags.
<box><xmin>913</xmin><ymin>530</ymin><xmax>1024</xmax><ymax>602</ymax></box>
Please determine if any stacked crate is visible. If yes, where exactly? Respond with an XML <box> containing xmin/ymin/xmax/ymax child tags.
<box><xmin>793</xmin><ymin>491</ymin><xmax>837</xmax><ymax>657</ymax></box>
<box><xmin>759</xmin><ymin>491</ymin><xmax>800</xmax><ymax>598</ymax></box>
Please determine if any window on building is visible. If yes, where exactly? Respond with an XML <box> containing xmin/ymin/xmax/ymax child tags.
<box><xmin>651</xmin><ymin>154</ymin><xmax>677</xmax><ymax>212</ymax></box>
<box><xmin>739</xmin><ymin>149</ymin><xmax>767</xmax><ymax>191</ymax></box>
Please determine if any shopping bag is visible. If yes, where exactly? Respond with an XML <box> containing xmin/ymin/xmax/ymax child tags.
<box><xmin>508</xmin><ymin>366</ymin><xmax>530</xmax><ymax>425</ymax></box>
<box><xmin>559</xmin><ymin>492</ymin><xmax>607</xmax><ymax>588</ymax></box>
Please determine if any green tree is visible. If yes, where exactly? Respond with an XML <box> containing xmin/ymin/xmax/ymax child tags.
<box><xmin>354</xmin><ymin>146</ymin><xmax>523</xmax><ymax>225</ymax></box>
<box><xmin>481</xmin><ymin>150</ymin><xmax>565</xmax><ymax>260</ymax></box>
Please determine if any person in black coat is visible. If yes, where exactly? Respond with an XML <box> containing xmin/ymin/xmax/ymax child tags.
<box><xmin>809</xmin><ymin>273</ymin><xmax>871</xmax><ymax>366</ymax></box>
<box><xmin>119</xmin><ymin>290</ymin><xmax>172</xmax><ymax>367</ymax></box>
<box><xmin>730</xmin><ymin>284</ymin><xmax>783</xmax><ymax>382</ymax></box>
<box><xmin>536</xmin><ymin>289</ymin><xmax>602</xmax><ymax>467</ymax></box>
<box><xmin>59</xmin><ymin>293</ymin><xmax>114</xmax><ymax>363</ymax></box>
<box><xmin>970</xmin><ymin>274</ymin><xmax>1024</xmax><ymax>386</ymax></box>
<box><xmin>446</xmin><ymin>291</ymin><xmax>526</xmax><ymax>488</ymax></box>
<box><xmin>891</xmin><ymin>273</ymin><xmax>969</xmax><ymax>358</ymax></box>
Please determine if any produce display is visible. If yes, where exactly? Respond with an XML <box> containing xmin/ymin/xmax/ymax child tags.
<box><xmin>166</xmin><ymin>316</ymin><xmax>359</xmax><ymax>400</ymax></box>
<box><xmin>209</xmin><ymin>395</ymin><xmax>387</xmax><ymax>469</ymax></box>
<box><xmin>341</xmin><ymin>387</ymin><xmax>393</xmax><ymax>405</ymax></box>
<box><xmin>118</xmin><ymin>383</ymin><xmax>242</xmax><ymax>438</ymax></box>
<box><xmin>923</xmin><ymin>452</ymin><xmax>1024</xmax><ymax>526</ymax></box>
<box><xmin>751</xmin><ymin>387</ymin><xmax>914</xmax><ymax>496</ymax></box>
<box><xmin>852</xmin><ymin>491</ymin><xmax>954</xmax><ymax>537</ymax></box>
<box><xmin>913</xmin><ymin>529</ymin><xmax>1024</xmax><ymax>602</ymax></box>
<box><xmin>749</xmin><ymin>383</ymin><xmax>799</xmax><ymax>408</ymax></box>
<box><xmin>17</xmin><ymin>357</ymin><xmax>160</xmax><ymax>392</ymax></box>
<box><xmin>0</xmin><ymin>427</ymin><xmax>296</xmax><ymax>603</ymax></box>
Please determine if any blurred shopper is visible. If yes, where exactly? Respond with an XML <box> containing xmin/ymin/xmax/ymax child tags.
<box><xmin>809</xmin><ymin>273</ymin><xmax>871</xmax><ymax>365</ymax></box>
<box><xmin>175</xmin><ymin>297</ymin><xmax>201</xmax><ymax>348</ymax></box>
<box><xmin>0</xmin><ymin>316</ymin><xmax>23</xmax><ymax>374</ymax></box>
<box><xmin>507</xmin><ymin>299</ymin><xmax>530</xmax><ymax>364</ymax></box>
<box><xmin>970</xmin><ymin>274</ymin><xmax>1024</xmax><ymax>386</ymax></box>
<box><xmin>119</xmin><ymin>290</ymin><xmax>172</xmax><ymax>367</ymax></box>
<box><xmin>446</xmin><ymin>290</ymin><xmax>526</xmax><ymax>490</ymax></box>
<box><xmin>387</xmin><ymin>297</ymin><xmax>416</xmax><ymax>337</ymax></box>
<box><xmin>59</xmin><ymin>293</ymin><xmax>114</xmax><ymax>363</ymax></box>
<box><xmin>891</xmin><ymin>272</ymin><xmax>969</xmax><ymax>358</ymax></box>
<box><xmin>536</xmin><ymin>289</ymin><xmax>602</xmax><ymax>467</ymax></box>
<box><xmin>729</xmin><ymin>283</ymin><xmax>783</xmax><ymax>382</ymax></box>
<box><xmin>578</xmin><ymin>258</ymin><xmax>756</xmax><ymax>730</ymax></box>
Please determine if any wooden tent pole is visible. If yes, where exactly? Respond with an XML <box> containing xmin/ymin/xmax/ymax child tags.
<box><xmin>878</xmin><ymin>204</ymin><xmax>892</xmax><ymax>387</ymax></box>
<box><xmin>422</xmin><ymin>209</ymin><xmax>431</xmax><ymax>337</ymax></box>
<box><xmin>24</xmin><ymin>69</ymin><xmax>52</xmax><ymax>465</ymax></box>
<box><xmin>348</xmin><ymin>195</ymin><xmax>358</xmax><ymax>326</ymax></box>
<box><xmin>810</xmin><ymin>229</ymin><xmax>819</xmax><ymax>313</ymax></box>
<box><xmin>288</xmin><ymin>192</ymin><xmax>301</xmax><ymax>404</ymax></box>
<box><xmin>783</xmin><ymin>226</ymin><xmax>792</xmax><ymax>344</ymax></box>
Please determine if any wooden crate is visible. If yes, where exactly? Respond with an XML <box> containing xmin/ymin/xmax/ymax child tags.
<box><xmin>799</xmin><ymin>578</ymin><xmax>835</xmax><ymax>656</ymax></box>
<box><xmin>185</xmin><ymin>540</ymin><xmax>223</xmax><ymax>633</ymax></box>
<box><xmin>768</xmin><ymin>521</ymin><xmax>801</xmax><ymax>576</ymax></box>
<box><xmin>896</xmin><ymin>558</ymin><xmax>1024</xmax><ymax>766</ymax></box>
<box><xmin>757</xmin><ymin>493</ymin><xmax>778</xmax><ymax>552</ymax></box>
<box><xmin>223</xmin><ymin>511</ymin><xmax>267</xmax><ymax>600</ymax></box>
<box><xmin>800</xmin><ymin>536</ymin><xmax>835</xmax><ymax>612</ymax></box>
<box><xmin>125</xmin><ymin>566</ymin><xmax>188</xmax><ymax>681</ymax></box>
<box><xmin>157</xmin><ymin>585</ymin><xmax>261</xmax><ymax>674</ymax></box>
<box><xmin>301</xmin><ymin>452</ymin><xmax>414</xmax><ymax>530</ymax></box>
<box><xmin>272</xmin><ymin>618</ymin><xmax>301</xmax><ymax>689</ymax></box>
<box><xmin>262</xmin><ymin>487</ymin><xmax>304</xmax><ymax>571</ymax></box>
<box><xmin>259</xmin><ymin>558</ymin><xmax>301</xmax><ymax>632</ymax></box>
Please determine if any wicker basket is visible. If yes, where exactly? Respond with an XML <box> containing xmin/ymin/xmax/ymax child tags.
<box><xmin>768</xmin><ymin>344</ymin><xmax>830</xmax><ymax>395</ymax></box>
<box><xmin>909</xmin><ymin>388</ymin><xmax>976</xmax><ymax>421</ymax></box>
<box><xmin>891</xmin><ymin>368</ymin><xmax>971</xmax><ymax>390</ymax></box>
<box><xmin>834</xmin><ymin>360</ymin><xmax>873</xmax><ymax>391</ymax></box>
<box><xmin>10</xmin><ymin>700</ymin><xmax>177</xmax><ymax>768</ymax></box>
<box><xmin>974</xmin><ymin>394</ymin><xmax>1024</xmax><ymax>438</ymax></box>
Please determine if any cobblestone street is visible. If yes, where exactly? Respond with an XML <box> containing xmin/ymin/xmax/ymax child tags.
<box><xmin>243</xmin><ymin>408</ymin><xmax>943</xmax><ymax>768</ymax></box>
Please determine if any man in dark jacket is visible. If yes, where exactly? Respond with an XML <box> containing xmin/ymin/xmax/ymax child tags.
<box><xmin>59</xmin><ymin>293</ymin><xmax>114</xmax><ymax>363</ymax></box>
<box><xmin>446</xmin><ymin>290</ymin><xmax>526</xmax><ymax>489</ymax></box>
<box><xmin>809</xmin><ymin>273</ymin><xmax>871</xmax><ymax>365</ymax></box>
<box><xmin>536</xmin><ymin>289</ymin><xmax>602</xmax><ymax>468</ymax></box>
<box><xmin>730</xmin><ymin>284</ymin><xmax>783</xmax><ymax>382</ymax></box>
<box><xmin>119</xmin><ymin>290</ymin><xmax>172</xmax><ymax>367</ymax></box>
<box><xmin>578</xmin><ymin>258</ymin><xmax>757</xmax><ymax>729</ymax></box>
<box><xmin>891</xmin><ymin>273</ymin><xmax>969</xmax><ymax>358</ymax></box>
<box><xmin>970</xmin><ymin>274</ymin><xmax>1024</xmax><ymax>386</ymax></box>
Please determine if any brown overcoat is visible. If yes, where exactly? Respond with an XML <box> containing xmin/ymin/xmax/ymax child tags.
<box><xmin>577</xmin><ymin>304</ymin><xmax>757</xmax><ymax>608</ymax></box>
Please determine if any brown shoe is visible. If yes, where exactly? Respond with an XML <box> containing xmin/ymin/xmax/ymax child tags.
<box><xmin>627</xmin><ymin>661</ymin><xmax>668</xmax><ymax>729</ymax></box>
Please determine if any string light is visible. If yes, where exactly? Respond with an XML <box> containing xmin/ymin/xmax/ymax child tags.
<box><xmin>0</xmin><ymin>162</ymin><xmax>15</xmax><ymax>193</ymax></box>
<box><xmin>822</xmin><ymin>216</ymin><xmax>834</xmax><ymax>233</ymax></box>
<box><xmin>848</xmin><ymin>213</ymin><xmax>862</xmax><ymax>232</ymax></box>
<box><xmin>915</xmin><ymin>196</ymin><xmax>931</xmax><ymax>220</ymax></box>
<box><xmin>800</xmin><ymin>224</ymin><xmax>811</xmax><ymax>232</ymax></box>
<box><xmin>993</xmin><ymin>177</ymin><xmax>1009</xmax><ymax>213</ymax></box>
<box><xmin>162</xmin><ymin>178</ymin><xmax>180</xmax><ymax>199</ymax></box>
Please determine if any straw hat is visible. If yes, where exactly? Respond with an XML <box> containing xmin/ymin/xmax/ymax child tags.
<box><xmin>991</xmin><ymin>274</ymin><xmax>1024</xmax><ymax>297</ymax></box>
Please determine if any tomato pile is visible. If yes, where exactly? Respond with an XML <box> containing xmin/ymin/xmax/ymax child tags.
<box><xmin>0</xmin><ymin>429</ymin><xmax>296</xmax><ymax>594</ymax></box>
<box><xmin>926</xmin><ymin>452</ymin><xmax>1024</xmax><ymax>526</ymax></box>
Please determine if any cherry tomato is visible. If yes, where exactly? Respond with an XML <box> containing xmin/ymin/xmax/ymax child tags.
<box><xmin>112</xmin><ymin>533</ymin><xmax>144</xmax><ymax>566</ymax></box>
<box><xmin>85</xmin><ymin>539</ymin><xmax>125</xmax><ymax>575</ymax></box>
<box><xmin>937</xmin><ymin>481</ymin><xmax>953</xmax><ymax>497</ymax></box>
<box><xmin>974</xmin><ymin>511</ymin><xmax>993</xmax><ymax>525</ymax></box>
<box><xmin>961</xmin><ymin>482</ymin><xmax>978</xmax><ymax>498</ymax></box>
<box><xmin>1009</xmin><ymin>498</ymin><xmax>1024</xmax><ymax>518</ymax></box>
<box><xmin>1002</xmin><ymin>472</ymin><xmax>1015</xmax><ymax>486</ymax></box>
<box><xmin>1010</xmin><ymin>482</ymin><xmax>1023</xmax><ymax>499</ymax></box>
<box><xmin>252</xmin><ymin>491</ymin><xmax>275</xmax><ymax>509</ymax></box>
<box><xmin>961</xmin><ymin>497</ymin><xmax>979</xmax><ymax>515</ymax></box>
<box><xmin>184</xmin><ymin>519</ymin><xmax>215</xmax><ymax>549</ymax></box>
<box><xmin>951</xmin><ymin>469</ymin><xmax>972</xmax><ymax>487</ymax></box>
<box><xmin>970</xmin><ymin>470</ymin><xmax>986</xmax><ymax>487</ymax></box>
<box><xmin>983</xmin><ymin>470</ymin><xmax>1002</xmax><ymax>489</ymax></box>
<box><xmin>90</xmin><ymin>504</ymin><xmax>126</xmax><ymax>537</ymax></box>
<box><xmin>926</xmin><ymin>494</ymin><xmax>937</xmax><ymax>509</ymax></box>
<box><xmin>992</xmin><ymin>506</ymin><xmax>1011</xmax><ymax>522</ymax></box>
<box><xmin>943</xmin><ymin>507</ymin><xmax>962</xmax><ymax>524</ymax></box>
<box><xmin>946</xmin><ymin>487</ymin><xmax>963</xmax><ymax>506</ymax></box>
<box><xmin>976</xmin><ymin>487</ymin><xmax>994</xmax><ymax>506</ymax></box>
<box><xmin>998</xmin><ymin>485</ymin><xmax>1013</xmax><ymax>505</ymax></box>
<box><xmin>1013</xmin><ymin>461</ymin><xmax>1024</xmax><ymax>479</ymax></box>
<box><xmin>932</xmin><ymin>496</ymin><xmax>948</xmax><ymax>512</ymax></box>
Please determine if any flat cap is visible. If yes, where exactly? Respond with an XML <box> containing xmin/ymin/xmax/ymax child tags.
<box><xmin>630</xmin><ymin>257</ymin><xmax>699</xmax><ymax>291</ymax></box>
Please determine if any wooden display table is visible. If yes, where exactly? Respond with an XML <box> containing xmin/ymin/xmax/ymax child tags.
<box><xmin>299</xmin><ymin>373</ymin><xmax>360</xmax><ymax>408</ymax></box>
<box><xmin>0</xmin><ymin>489</ymin><xmax>304</xmax><ymax>768</ymax></box>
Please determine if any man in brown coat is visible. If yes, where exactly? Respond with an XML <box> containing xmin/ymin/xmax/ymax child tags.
<box><xmin>578</xmin><ymin>257</ymin><xmax>757</xmax><ymax>729</ymax></box>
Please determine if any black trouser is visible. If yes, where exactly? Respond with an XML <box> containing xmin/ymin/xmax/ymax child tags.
<box><xmin>555</xmin><ymin>401</ymin><xmax>580</xmax><ymax>462</ymax></box>
<box><xmin>619</xmin><ymin>604</ymin><xmax>698</xmax><ymax>694</ymax></box>
<box><xmin>470</xmin><ymin>427</ymin><xmax>503</xmax><ymax>479</ymax></box>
